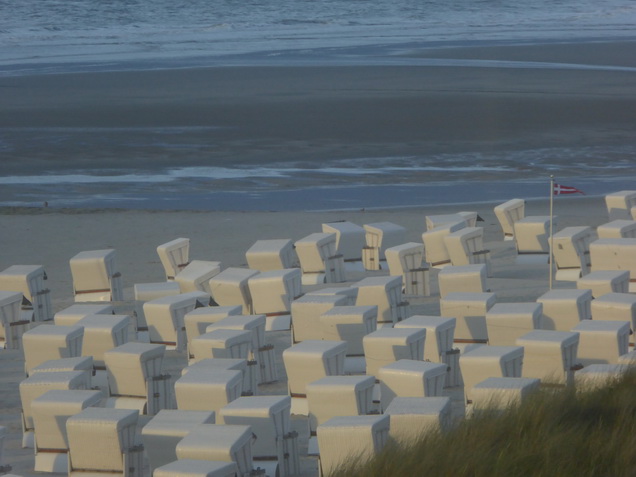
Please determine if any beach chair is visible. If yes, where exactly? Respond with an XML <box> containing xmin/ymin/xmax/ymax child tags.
<box><xmin>316</xmin><ymin>415</ymin><xmax>390</xmax><ymax>477</ymax></box>
<box><xmin>174</xmin><ymin>260</ymin><xmax>221</xmax><ymax>295</ymax></box>
<box><xmin>362</xmin><ymin>222</ymin><xmax>406</xmax><ymax>270</ymax></box>
<box><xmin>552</xmin><ymin>226</ymin><xmax>596</xmax><ymax>280</ymax></box>
<box><xmin>175</xmin><ymin>424</ymin><xmax>254</xmax><ymax>477</ymax></box>
<box><xmin>591</xmin><ymin>292</ymin><xmax>636</xmax><ymax>344</ymax></box>
<box><xmin>384</xmin><ymin>242</ymin><xmax>430</xmax><ymax>296</ymax></box>
<box><xmin>183</xmin><ymin>305</ymin><xmax>243</xmax><ymax>353</ymax></box>
<box><xmin>516</xmin><ymin>330</ymin><xmax>580</xmax><ymax>385</ymax></box>
<box><xmin>513</xmin><ymin>216</ymin><xmax>556</xmax><ymax>264</ymax></box>
<box><xmin>322</xmin><ymin>221</ymin><xmax>366</xmax><ymax>270</ymax></box>
<box><xmin>209</xmin><ymin>267</ymin><xmax>260</xmax><ymax>314</ymax></box>
<box><xmin>133</xmin><ymin>281</ymin><xmax>181</xmax><ymax>340</ymax></box>
<box><xmin>437</xmin><ymin>264</ymin><xmax>488</xmax><ymax>298</ymax></box>
<box><xmin>384</xmin><ymin>397</ymin><xmax>451</xmax><ymax>445</ymax></box>
<box><xmin>425</xmin><ymin>212</ymin><xmax>473</xmax><ymax>230</ymax></box>
<box><xmin>103</xmin><ymin>342</ymin><xmax>170</xmax><ymax>415</ymax></box>
<box><xmin>22</xmin><ymin>325</ymin><xmax>85</xmax><ymax>376</ymax></box>
<box><xmin>143</xmin><ymin>292</ymin><xmax>203</xmax><ymax>351</ymax></box>
<box><xmin>53</xmin><ymin>303</ymin><xmax>114</xmax><ymax>326</ymax></box>
<box><xmin>31</xmin><ymin>389</ymin><xmax>103</xmax><ymax>473</ymax></box>
<box><xmin>0</xmin><ymin>264</ymin><xmax>52</xmax><ymax>322</ymax></box>
<box><xmin>0</xmin><ymin>290</ymin><xmax>28</xmax><ymax>350</ymax></box>
<box><xmin>291</xmin><ymin>293</ymin><xmax>350</xmax><ymax>343</ymax></box>
<box><xmin>354</xmin><ymin>276</ymin><xmax>409</xmax><ymax>327</ymax></box>
<box><xmin>493</xmin><ymin>198</ymin><xmax>525</xmax><ymax>240</ymax></box>
<box><xmin>571</xmin><ymin>320</ymin><xmax>630</xmax><ymax>366</ymax></box>
<box><xmin>156</xmin><ymin>237</ymin><xmax>190</xmax><ymax>280</ymax></box>
<box><xmin>245</xmin><ymin>239</ymin><xmax>296</xmax><ymax>271</ymax></box>
<box><xmin>153</xmin><ymin>459</ymin><xmax>238</xmax><ymax>477</ymax></box>
<box><xmin>247</xmin><ymin>268</ymin><xmax>302</xmax><ymax>331</ymax></box>
<box><xmin>219</xmin><ymin>395</ymin><xmax>299</xmax><ymax>477</ymax></box>
<box><xmin>190</xmin><ymin>329</ymin><xmax>252</xmax><ymax>362</ymax></box>
<box><xmin>605</xmin><ymin>190</ymin><xmax>636</xmax><ymax>220</ymax></box>
<box><xmin>182</xmin><ymin>357</ymin><xmax>256</xmax><ymax>397</ymax></box>
<box><xmin>295</xmin><ymin>232</ymin><xmax>346</xmax><ymax>285</ymax></box>
<box><xmin>471</xmin><ymin>377</ymin><xmax>540</xmax><ymax>413</ymax></box>
<box><xmin>443</xmin><ymin>226</ymin><xmax>491</xmax><ymax>275</ymax></box>
<box><xmin>69</xmin><ymin>249</ymin><xmax>123</xmax><ymax>302</ymax></box>
<box><xmin>485</xmin><ymin>302</ymin><xmax>543</xmax><ymax>346</ymax></box>
<box><xmin>577</xmin><ymin>270</ymin><xmax>629</xmax><ymax>297</ymax></box>
<box><xmin>422</xmin><ymin>221</ymin><xmax>467</xmax><ymax>269</ymax></box>
<box><xmin>537</xmin><ymin>289</ymin><xmax>592</xmax><ymax>331</ymax></box>
<box><xmin>377</xmin><ymin>359</ymin><xmax>447</xmax><ymax>411</ymax></box>
<box><xmin>440</xmin><ymin>291</ymin><xmax>496</xmax><ymax>344</ymax></box>
<box><xmin>174</xmin><ymin>369</ymin><xmax>243</xmax><ymax>413</ymax></box>
<box><xmin>141</xmin><ymin>409</ymin><xmax>216</xmax><ymax>473</ymax></box>
<box><xmin>66</xmin><ymin>408</ymin><xmax>143</xmax><ymax>477</ymax></box>
<box><xmin>590</xmin><ymin>238</ymin><xmax>636</xmax><ymax>291</ymax></box>
<box><xmin>597</xmin><ymin>219</ymin><xmax>636</xmax><ymax>239</ymax></box>
<box><xmin>362</xmin><ymin>328</ymin><xmax>426</xmax><ymax>378</ymax></box>
<box><xmin>574</xmin><ymin>364</ymin><xmax>628</xmax><ymax>391</ymax></box>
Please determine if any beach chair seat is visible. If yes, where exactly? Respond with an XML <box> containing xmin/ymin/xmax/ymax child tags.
<box><xmin>66</xmin><ymin>407</ymin><xmax>143</xmax><ymax>477</ymax></box>
<box><xmin>589</xmin><ymin>238</ymin><xmax>636</xmax><ymax>291</ymax></box>
<box><xmin>440</xmin><ymin>291</ymin><xmax>497</xmax><ymax>344</ymax></box>
<box><xmin>354</xmin><ymin>276</ymin><xmax>409</xmax><ymax>327</ymax></box>
<box><xmin>591</xmin><ymin>293</ymin><xmax>636</xmax><ymax>343</ymax></box>
<box><xmin>290</xmin><ymin>294</ymin><xmax>350</xmax><ymax>344</ymax></box>
<box><xmin>493</xmin><ymin>198</ymin><xmax>525</xmax><ymax>240</ymax></box>
<box><xmin>422</xmin><ymin>221</ymin><xmax>467</xmax><ymax>269</ymax></box>
<box><xmin>438</xmin><ymin>264</ymin><xmax>488</xmax><ymax>298</ymax></box>
<box><xmin>316</xmin><ymin>415</ymin><xmax>390</xmax><ymax>477</ymax></box>
<box><xmin>245</xmin><ymin>239</ymin><xmax>296</xmax><ymax>271</ymax></box>
<box><xmin>0</xmin><ymin>264</ymin><xmax>52</xmax><ymax>322</ymax></box>
<box><xmin>156</xmin><ymin>238</ymin><xmax>190</xmax><ymax>280</ymax></box>
<box><xmin>471</xmin><ymin>377</ymin><xmax>540</xmax><ymax>413</ymax></box>
<box><xmin>31</xmin><ymin>389</ymin><xmax>103</xmax><ymax>473</ymax></box>
<box><xmin>103</xmin><ymin>342</ymin><xmax>169</xmax><ymax>415</ymax></box>
<box><xmin>154</xmin><ymin>459</ymin><xmax>238</xmax><ymax>477</ymax></box>
<box><xmin>174</xmin><ymin>260</ymin><xmax>221</xmax><ymax>295</ymax></box>
<box><xmin>22</xmin><ymin>325</ymin><xmax>84</xmax><ymax>376</ymax></box>
<box><xmin>378</xmin><ymin>359</ymin><xmax>447</xmax><ymax>411</ymax></box>
<box><xmin>306</xmin><ymin>375</ymin><xmax>375</xmax><ymax>438</ymax></box>
<box><xmin>574</xmin><ymin>364</ymin><xmax>628</xmax><ymax>391</ymax></box>
<box><xmin>552</xmin><ymin>226</ymin><xmax>596</xmax><ymax>280</ymax></box>
<box><xmin>69</xmin><ymin>249</ymin><xmax>123</xmax><ymax>302</ymax></box>
<box><xmin>133</xmin><ymin>281</ymin><xmax>181</xmax><ymax>338</ymax></box>
<box><xmin>577</xmin><ymin>270</ymin><xmax>629</xmax><ymax>297</ymax></box>
<box><xmin>183</xmin><ymin>305</ymin><xmax>243</xmax><ymax>352</ymax></box>
<box><xmin>19</xmin><ymin>370</ymin><xmax>91</xmax><ymax>448</ymax></box>
<box><xmin>513</xmin><ymin>216</ymin><xmax>556</xmax><ymax>263</ymax></box>
<box><xmin>209</xmin><ymin>267</ymin><xmax>260</xmax><ymax>314</ymax></box>
<box><xmin>444</xmin><ymin>227</ymin><xmax>491</xmax><ymax>275</ymax></box>
<box><xmin>385</xmin><ymin>242</ymin><xmax>430</xmax><ymax>296</ymax></box>
<box><xmin>174</xmin><ymin>369</ymin><xmax>243</xmax><ymax>413</ymax></box>
<box><xmin>597</xmin><ymin>219</ymin><xmax>636</xmax><ymax>239</ymax></box>
<box><xmin>295</xmin><ymin>232</ymin><xmax>346</xmax><ymax>285</ymax></box>
<box><xmin>144</xmin><ymin>292</ymin><xmax>203</xmax><ymax>351</ymax></box>
<box><xmin>0</xmin><ymin>290</ymin><xmax>28</xmax><ymax>350</ymax></box>
<box><xmin>384</xmin><ymin>397</ymin><xmax>451</xmax><ymax>445</ymax></box>
<box><xmin>605</xmin><ymin>190</ymin><xmax>636</xmax><ymax>220</ymax></box>
<box><xmin>459</xmin><ymin>345</ymin><xmax>524</xmax><ymax>403</ymax></box>
<box><xmin>176</xmin><ymin>424</ymin><xmax>253</xmax><ymax>477</ymax></box>
<box><xmin>362</xmin><ymin>328</ymin><xmax>426</xmax><ymax>378</ymax></box>
<box><xmin>53</xmin><ymin>303</ymin><xmax>114</xmax><ymax>326</ymax></box>
<box><xmin>283</xmin><ymin>340</ymin><xmax>346</xmax><ymax>415</ymax></box>
<box><xmin>571</xmin><ymin>320</ymin><xmax>630</xmax><ymax>366</ymax></box>
<box><xmin>395</xmin><ymin>315</ymin><xmax>460</xmax><ymax>387</ymax></box>
<box><xmin>322</xmin><ymin>221</ymin><xmax>366</xmax><ymax>266</ymax></box>
<box><xmin>515</xmin><ymin>330</ymin><xmax>580</xmax><ymax>385</ymax></box>
<box><xmin>537</xmin><ymin>288</ymin><xmax>592</xmax><ymax>331</ymax></box>
<box><xmin>141</xmin><ymin>409</ymin><xmax>216</xmax><ymax>473</ymax></box>
<box><xmin>248</xmin><ymin>268</ymin><xmax>302</xmax><ymax>331</ymax></box>
<box><xmin>485</xmin><ymin>302</ymin><xmax>543</xmax><ymax>346</ymax></box>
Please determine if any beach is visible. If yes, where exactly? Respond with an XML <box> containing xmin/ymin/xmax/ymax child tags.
<box><xmin>0</xmin><ymin>193</ymin><xmax>613</xmax><ymax>477</ymax></box>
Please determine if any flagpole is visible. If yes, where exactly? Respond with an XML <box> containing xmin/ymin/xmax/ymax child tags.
<box><xmin>549</xmin><ymin>175</ymin><xmax>554</xmax><ymax>290</ymax></box>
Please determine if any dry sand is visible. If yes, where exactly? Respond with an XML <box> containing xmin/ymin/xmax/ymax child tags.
<box><xmin>0</xmin><ymin>195</ymin><xmax>611</xmax><ymax>476</ymax></box>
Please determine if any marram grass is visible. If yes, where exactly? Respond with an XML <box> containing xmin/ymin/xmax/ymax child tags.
<box><xmin>331</xmin><ymin>371</ymin><xmax>636</xmax><ymax>477</ymax></box>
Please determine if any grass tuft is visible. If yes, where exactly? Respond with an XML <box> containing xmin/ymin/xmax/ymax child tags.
<box><xmin>329</xmin><ymin>371</ymin><xmax>636</xmax><ymax>477</ymax></box>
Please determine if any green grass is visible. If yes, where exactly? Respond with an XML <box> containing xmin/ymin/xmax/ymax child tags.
<box><xmin>331</xmin><ymin>372</ymin><xmax>636</xmax><ymax>477</ymax></box>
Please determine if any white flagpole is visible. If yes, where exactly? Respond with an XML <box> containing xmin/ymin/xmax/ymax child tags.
<box><xmin>549</xmin><ymin>175</ymin><xmax>554</xmax><ymax>290</ymax></box>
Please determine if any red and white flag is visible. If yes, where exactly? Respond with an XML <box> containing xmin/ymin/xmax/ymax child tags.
<box><xmin>553</xmin><ymin>183</ymin><xmax>585</xmax><ymax>195</ymax></box>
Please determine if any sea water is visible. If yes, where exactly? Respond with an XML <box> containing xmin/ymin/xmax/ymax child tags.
<box><xmin>1</xmin><ymin>0</ymin><xmax>636</xmax><ymax>210</ymax></box>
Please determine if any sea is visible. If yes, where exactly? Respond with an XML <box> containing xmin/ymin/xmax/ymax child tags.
<box><xmin>1</xmin><ymin>0</ymin><xmax>636</xmax><ymax>211</ymax></box>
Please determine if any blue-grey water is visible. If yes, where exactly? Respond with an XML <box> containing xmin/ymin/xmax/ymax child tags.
<box><xmin>1</xmin><ymin>0</ymin><xmax>635</xmax><ymax>210</ymax></box>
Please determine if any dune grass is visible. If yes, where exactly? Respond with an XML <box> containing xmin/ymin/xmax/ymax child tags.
<box><xmin>331</xmin><ymin>371</ymin><xmax>636</xmax><ymax>477</ymax></box>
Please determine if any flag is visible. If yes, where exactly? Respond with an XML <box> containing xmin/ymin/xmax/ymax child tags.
<box><xmin>553</xmin><ymin>183</ymin><xmax>585</xmax><ymax>195</ymax></box>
